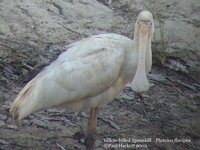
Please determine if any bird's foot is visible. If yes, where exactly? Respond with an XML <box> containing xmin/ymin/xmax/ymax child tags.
<box><xmin>84</xmin><ymin>134</ymin><xmax>97</xmax><ymax>150</ymax></box>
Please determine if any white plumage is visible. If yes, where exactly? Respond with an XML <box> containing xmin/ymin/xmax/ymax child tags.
<box><xmin>10</xmin><ymin>11</ymin><xmax>154</xmax><ymax>150</ymax></box>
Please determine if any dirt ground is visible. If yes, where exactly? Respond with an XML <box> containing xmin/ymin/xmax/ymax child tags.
<box><xmin>0</xmin><ymin>50</ymin><xmax>200</xmax><ymax>150</ymax></box>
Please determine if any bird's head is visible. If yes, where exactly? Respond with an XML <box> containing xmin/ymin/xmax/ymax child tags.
<box><xmin>135</xmin><ymin>11</ymin><xmax>154</xmax><ymax>44</ymax></box>
<box><xmin>131</xmin><ymin>11</ymin><xmax>154</xmax><ymax>93</ymax></box>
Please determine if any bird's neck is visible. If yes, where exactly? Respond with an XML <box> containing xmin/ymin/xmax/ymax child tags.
<box><xmin>134</xmin><ymin>30</ymin><xmax>151</xmax><ymax>49</ymax></box>
<box><xmin>133</xmin><ymin>23</ymin><xmax>152</xmax><ymax>47</ymax></box>
<box><xmin>133</xmin><ymin>26</ymin><xmax>152</xmax><ymax>73</ymax></box>
<box><xmin>130</xmin><ymin>25</ymin><xmax>152</xmax><ymax>92</ymax></box>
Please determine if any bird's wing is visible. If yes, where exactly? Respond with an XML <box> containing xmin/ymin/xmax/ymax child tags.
<box><xmin>10</xmin><ymin>38</ymin><xmax>125</xmax><ymax>120</ymax></box>
<box><xmin>41</xmin><ymin>47</ymin><xmax>124</xmax><ymax>106</ymax></box>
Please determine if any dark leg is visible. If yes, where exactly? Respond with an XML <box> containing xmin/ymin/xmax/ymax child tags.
<box><xmin>85</xmin><ymin>107</ymin><xmax>98</xmax><ymax>150</ymax></box>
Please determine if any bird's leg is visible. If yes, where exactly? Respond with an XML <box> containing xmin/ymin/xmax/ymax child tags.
<box><xmin>85</xmin><ymin>107</ymin><xmax>98</xmax><ymax>150</ymax></box>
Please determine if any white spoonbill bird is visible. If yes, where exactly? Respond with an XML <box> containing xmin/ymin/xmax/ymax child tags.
<box><xmin>10</xmin><ymin>11</ymin><xmax>154</xmax><ymax>150</ymax></box>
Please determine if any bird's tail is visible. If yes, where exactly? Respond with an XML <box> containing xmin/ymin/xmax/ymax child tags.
<box><xmin>10</xmin><ymin>74</ymin><xmax>42</xmax><ymax>121</ymax></box>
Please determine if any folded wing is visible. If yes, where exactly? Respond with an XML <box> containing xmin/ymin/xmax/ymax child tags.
<box><xmin>10</xmin><ymin>38</ymin><xmax>125</xmax><ymax>120</ymax></box>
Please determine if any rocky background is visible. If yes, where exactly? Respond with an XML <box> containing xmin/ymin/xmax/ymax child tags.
<box><xmin>0</xmin><ymin>0</ymin><xmax>200</xmax><ymax>150</ymax></box>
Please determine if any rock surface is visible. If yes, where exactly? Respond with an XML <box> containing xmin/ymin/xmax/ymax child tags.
<box><xmin>0</xmin><ymin>0</ymin><xmax>124</xmax><ymax>51</ymax></box>
<box><xmin>0</xmin><ymin>0</ymin><xmax>199</xmax><ymax>79</ymax></box>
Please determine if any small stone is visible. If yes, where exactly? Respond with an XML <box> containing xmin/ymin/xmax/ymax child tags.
<box><xmin>165</xmin><ymin>59</ymin><xmax>188</xmax><ymax>73</ymax></box>
<box><xmin>0</xmin><ymin>114</ymin><xmax>7</xmax><ymax>120</ymax></box>
<box><xmin>98</xmin><ymin>115</ymin><xmax>120</xmax><ymax>130</ymax></box>
<box><xmin>141</xmin><ymin>93</ymin><xmax>150</xmax><ymax>98</ymax></box>
<box><xmin>0</xmin><ymin>139</ymin><xmax>9</xmax><ymax>145</ymax></box>
<box><xmin>0</xmin><ymin>105</ymin><xmax>9</xmax><ymax>111</ymax></box>
<box><xmin>0</xmin><ymin>120</ymin><xmax>5</xmax><ymax>126</ymax></box>
<box><xmin>148</xmin><ymin>73</ymin><xmax>167</xmax><ymax>82</ymax></box>
<box><xmin>122</xmin><ymin>93</ymin><xmax>133</xmax><ymax>100</ymax></box>
<box><xmin>31</xmin><ymin>119</ymin><xmax>50</xmax><ymax>129</ymax></box>
<box><xmin>108</xmin><ymin>114</ymin><xmax>114</xmax><ymax>120</ymax></box>
<box><xmin>80</xmin><ymin>138</ymin><xmax>85</xmax><ymax>144</ymax></box>
<box><xmin>6</xmin><ymin>124</ymin><xmax>18</xmax><ymax>129</ymax></box>
<box><xmin>80</xmin><ymin>112</ymin><xmax>88</xmax><ymax>118</ymax></box>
